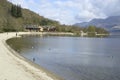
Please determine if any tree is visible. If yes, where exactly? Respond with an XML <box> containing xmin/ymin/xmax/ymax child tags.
<box><xmin>39</xmin><ymin>19</ymin><xmax>48</xmax><ymax>26</ymax></box>
<box><xmin>2</xmin><ymin>18</ymin><xmax>16</xmax><ymax>32</ymax></box>
<box><xmin>11</xmin><ymin>4</ymin><xmax>22</xmax><ymax>18</ymax></box>
<box><xmin>87</xmin><ymin>26</ymin><xmax>95</xmax><ymax>32</ymax></box>
<box><xmin>87</xmin><ymin>26</ymin><xmax>96</xmax><ymax>37</ymax></box>
<box><xmin>11</xmin><ymin>5</ymin><xmax>17</xmax><ymax>17</ymax></box>
<box><xmin>17</xmin><ymin>5</ymin><xmax>22</xmax><ymax>17</ymax></box>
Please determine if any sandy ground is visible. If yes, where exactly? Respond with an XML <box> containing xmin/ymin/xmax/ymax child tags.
<box><xmin>0</xmin><ymin>32</ymin><xmax>61</xmax><ymax>80</ymax></box>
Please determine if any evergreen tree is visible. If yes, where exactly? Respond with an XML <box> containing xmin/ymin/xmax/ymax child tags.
<box><xmin>11</xmin><ymin>4</ymin><xmax>22</xmax><ymax>18</ymax></box>
<box><xmin>19</xmin><ymin>5</ymin><xmax>22</xmax><ymax>17</ymax></box>
<box><xmin>17</xmin><ymin>5</ymin><xmax>22</xmax><ymax>17</ymax></box>
<box><xmin>11</xmin><ymin>5</ymin><xmax>15</xmax><ymax>17</ymax></box>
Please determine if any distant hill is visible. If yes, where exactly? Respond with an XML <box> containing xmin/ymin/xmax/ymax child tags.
<box><xmin>74</xmin><ymin>16</ymin><xmax>120</xmax><ymax>31</ymax></box>
<box><xmin>0</xmin><ymin>0</ymin><xmax>59</xmax><ymax>32</ymax></box>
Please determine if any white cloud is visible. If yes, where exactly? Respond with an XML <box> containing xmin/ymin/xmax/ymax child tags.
<box><xmin>8</xmin><ymin>0</ymin><xmax>120</xmax><ymax>24</ymax></box>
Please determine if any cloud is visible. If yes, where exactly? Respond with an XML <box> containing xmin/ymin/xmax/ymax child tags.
<box><xmin>90</xmin><ymin>0</ymin><xmax>120</xmax><ymax>16</ymax></box>
<box><xmin>73</xmin><ymin>0</ymin><xmax>120</xmax><ymax>23</ymax></box>
<box><xmin>8</xmin><ymin>0</ymin><xmax>120</xmax><ymax>24</ymax></box>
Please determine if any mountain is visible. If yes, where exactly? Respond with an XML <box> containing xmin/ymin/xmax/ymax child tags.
<box><xmin>0</xmin><ymin>0</ymin><xmax>59</xmax><ymax>32</ymax></box>
<box><xmin>74</xmin><ymin>16</ymin><xmax>120</xmax><ymax>31</ymax></box>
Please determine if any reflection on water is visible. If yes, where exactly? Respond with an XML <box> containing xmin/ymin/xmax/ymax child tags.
<box><xmin>7</xmin><ymin>36</ymin><xmax>120</xmax><ymax>80</ymax></box>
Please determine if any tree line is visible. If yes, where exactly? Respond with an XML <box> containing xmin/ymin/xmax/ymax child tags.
<box><xmin>11</xmin><ymin>4</ymin><xmax>22</xmax><ymax>18</ymax></box>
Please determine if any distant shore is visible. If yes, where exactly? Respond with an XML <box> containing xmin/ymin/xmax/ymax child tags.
<box><xmin>20</xmin><ymin>32</ymin><xmax>75</xmax><ymax>36</ymax></box>
<box><xmin>0</xmin><ymin>32</ymin><xmax>64</xmax><ymax>80</ymax></box>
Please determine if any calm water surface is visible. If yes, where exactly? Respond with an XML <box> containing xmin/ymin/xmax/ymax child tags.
<box><xmin>7</xmin><ymin>35</ymin><xmax>120</xmax><ymax>80</ymax></box>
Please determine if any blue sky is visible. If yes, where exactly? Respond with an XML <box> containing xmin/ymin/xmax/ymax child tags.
<box><xmin>8</xmin><ymin>0</ymin><xmax>120</xmax><ymax>25</ymax></box>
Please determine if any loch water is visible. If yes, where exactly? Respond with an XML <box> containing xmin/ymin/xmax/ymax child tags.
<box><xmin>7</xmin><ymin>35</ymin><xmax>120</xmax><ymax>80</ymax></box>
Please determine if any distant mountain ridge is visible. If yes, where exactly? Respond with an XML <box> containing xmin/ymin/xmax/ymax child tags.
<box><xmin>74</xmin><ymin>16</ymin><xmax>120</xmax><ymax>31</ymax></box>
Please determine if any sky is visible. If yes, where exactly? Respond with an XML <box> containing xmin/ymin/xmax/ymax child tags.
<box><xmin>8</xmin><ymin>0</ymin><xmax>120</xmax><ymax>25</ymax></box>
